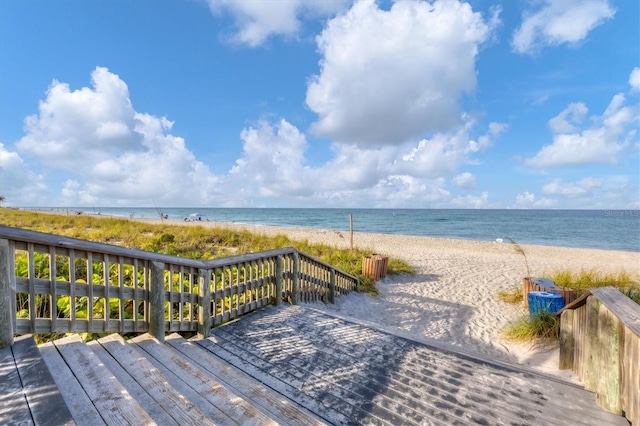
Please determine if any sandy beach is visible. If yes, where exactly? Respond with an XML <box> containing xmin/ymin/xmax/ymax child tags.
<box><xmin>132</xmin><ymin>217</ymin><xmax>639</xmax><ymax>383</ymax></box>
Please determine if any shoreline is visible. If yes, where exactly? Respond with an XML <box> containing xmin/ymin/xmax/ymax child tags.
<box><xmin>15</xmin><ymin>206</ymin><xmax>640</xmax><ymax>253</ymax></box>
<box><xmin>10</xmin><ymin>209</ymin><xmax>640</xmax><ymax>381</ymax></box>
<box><xmin>140</xmin><ymin>216</ymin><xmax>639</xmax><ymax>382</ymax></box>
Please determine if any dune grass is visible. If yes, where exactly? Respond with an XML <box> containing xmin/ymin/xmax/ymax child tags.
<box><xmin>0</xmin><ymin>208</ymin><xmax>413</xmax><ymax>294</ymax></box>
<box><xmin>502</xmin><ymin>268</ymin><xmax>639</xmax><ymax>341</ymax></box>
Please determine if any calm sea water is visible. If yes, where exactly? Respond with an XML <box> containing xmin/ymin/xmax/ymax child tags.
<box><xmin>44</xmin><ymin>208</ymin><xmax>640</xmax><ymax>252</ymax></box>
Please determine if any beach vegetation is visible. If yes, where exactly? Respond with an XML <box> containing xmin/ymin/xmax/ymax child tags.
<box><xmin>545</xmin><ymin>268</ymin><xmax>639</xmax><ymax>303</ymax></box>
<box><xmin>1</xmin><ymin>209</ymin><xmax>412</xmax><ymax>296</ymax></box>
<box><xmin>503</xmin><ymin>311</ymin><xmax>559</xmax><ymax>342</ymax></box>
<box><xmin>497</xmin><ymin>286</ymin><xmax>523</xmax><ymax>304</ymax></box>
<box><xmin>505</xmin><ymin>237</ymin><xmax>530</xmax><ymax>278</ymax></box>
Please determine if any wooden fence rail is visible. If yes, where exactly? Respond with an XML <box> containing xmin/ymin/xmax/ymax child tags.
<box><xmin>0</xmin><ymin>225</ymin><xmax>359</xmax><ymax>348</ymax></box>
<box><xmin>558</xmin><ymin>286</ymin><xmax>639</xmax><ymax>425</ymax></box>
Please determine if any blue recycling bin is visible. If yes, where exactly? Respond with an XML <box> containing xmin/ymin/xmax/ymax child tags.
<box><xmin>527</xmin><ymin>291</ymin><xmax>565</xmax><ymax>319</ymax></box>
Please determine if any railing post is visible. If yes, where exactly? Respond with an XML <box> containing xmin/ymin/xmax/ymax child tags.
<box><xmin>559</xmin><ymin>309</ymin><xmax>574</xmax><ymax>370</ymax></box>
<box><xmin>275</xmin><ymin>255</ymin><xmax>283</xmax><ymax>306</ymax></box>
<box><xmin>149</xmin><ymin>261</ymin><xmax>165</xmax><ymax>343</ymax></box>
<box><xmin>329</xmin><ymin>268</ymin><xmax>336</xmax><ymax>304</ymax></box>
<box><xmin>197</xmin><ymin>269</ymin><xmax>211</xmax><ymax>339</ymax></box>
<box><xmin>0</xmin><ymin>239</ymin><xmax>15</xmax><ymax>348</ymax></box>
<box><xmin>291</xmin><ymin>252</ymin><xmax>299</xmax><ymax>305</ymax></box>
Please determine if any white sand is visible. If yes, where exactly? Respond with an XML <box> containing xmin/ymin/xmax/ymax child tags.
<box><xmin>155</xmin><ymin>219</ymin><xmax>639</xmax><ymax>383</ymax></box>
<box><xmin>55</xmin><ymin>213</ymin><xmax>640</xmax><ymax>381</ymax></box>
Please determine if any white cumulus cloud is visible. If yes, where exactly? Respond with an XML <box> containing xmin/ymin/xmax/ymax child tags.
<box><xmin>512</xmin><ymin>0</ymin><xmax>615</xmax><ymax>55</ymax></box>
<box><xmin>15</xmin><ymin>67</ymin><xmax>224</xmax><ymax>206</ymax></box>
<box><xmin>0</xmin><ymin>143</ymin><xmax>49</xmax><ymax>205</ymax></box>
<box><xmin>306</xmin><ymin>0</ymin><xmax>499</xmax><ymax>146</ymax></box>
<box><xmin>525</xmin><ymin>82</ymin><xmax>638</xmax><ymax>168</ymax></box>
<box><xmin>207</xmin><ymin>0</ymin><xmax>348</xmax><ymax>46</ymax></box>
<box><xmin>542</xmin><ymin>177</ymin><xmax>602</xmax><ymax>197</ymax></box>
<box><xmin>629</xmin><ymin>67</ymin><xmax>640</xmax><ymax>92</ymax></box>
<box><xmin>453</xmin><ymin>172</ymin><xmax>476</xmax><ymax>189</ymax></box>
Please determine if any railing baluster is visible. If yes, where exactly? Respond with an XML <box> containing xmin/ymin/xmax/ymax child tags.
<box><xmin>69</xmin><ymin>249</ymin><xmax>76</xmax><ymax>333</ymax></box>
<box><xmin>149</xmin><ymin>261</ymin><xmax>165</xmax><ymax>343</ymax></box>
<box><xmin>197</xmin><ymin>268</ymin><xmax>211</xmax><ymax>339</ymax></box>
<box><xmin>49</xmin><ymin>246</ymin><xmax>57</xmax><ymax>333</ymax></box>
<box><xmin>2</xmin><ymin>226</ymin><xmax>359</xmax><ymax>340</ymax></box>
<box><xmin>87</xmin><ymin>252</ymin><xmax>94</xmax><ymax>333</ymax></box>
<box><xmin>0</xmin><ymin>239</ymin><xmax>14</xmax><ymax>348</ymax></box>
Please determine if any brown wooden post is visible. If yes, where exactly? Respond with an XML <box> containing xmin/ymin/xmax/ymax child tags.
<box><xmin>149</xmin><ymin>261</ymin><xmax>165</xmax><ymax>343</ymax></box>
<box><xmin>0</xmin><ymin>239</ymin><xmax>14</xmax><ymax>348</ymax></box>
<box><xmin>596</xmin><ymin>304</ymin><xmax>622</xmax><ymax>415</ymax></box>
<box><xmin>197</xmin><ymin>269</ymin><xmax>211</xmax><ymax>339</ymax></box>
<box><xmin>349</xmin><ymin>214</ymin><xmax>353</xmax><ymax>251</ymax></box>
<box><xmin>275</xmin><ymin>255</ymin><xmax>283</xmax><ymax>306</ymax></box>
<box><xmin>559</xmin><ymin>309</ymin><xmax>575</xmax><ymax>370</ymax></box>
<box><xmin>584</xmin><ymin>296</ymin><xmax>600</xmax><ymax>392</ymax></box>
<box><xmin>329</xmin><ymin>268</ymin><xmax>336</xmax><ymax>304</ymax></box>
<box><xmin>291</xmin><ymin>252</ymin><xmax>299</xmax><ymax>305</ymax></box>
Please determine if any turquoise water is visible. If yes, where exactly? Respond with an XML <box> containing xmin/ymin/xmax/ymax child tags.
<box><xmin>41</xmin><ymin>208</ymin><xmax>640</xmax><ymax>252</ymax></box>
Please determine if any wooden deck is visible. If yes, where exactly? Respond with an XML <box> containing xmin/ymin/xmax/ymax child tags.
<box><xmin>1</xmin><ymin>304</ymin><xmax>631</xmax><ymax>425</ymax></box>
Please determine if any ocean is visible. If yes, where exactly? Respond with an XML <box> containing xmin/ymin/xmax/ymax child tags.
<box><xmin>40</xmin><ymin>208</ymin><xmax>640</xmax><ymax>252</ymax></box>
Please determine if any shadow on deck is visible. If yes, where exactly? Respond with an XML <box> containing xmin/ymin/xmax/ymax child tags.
<box><xmin>1</xmin><ymin>304</ymin><xmax>630</xmax><ymax>425</ymax></box>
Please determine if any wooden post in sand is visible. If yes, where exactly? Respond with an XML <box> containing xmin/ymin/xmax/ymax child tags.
<box><xmin>349</xmin><ymin>214</ymin><xmax>353</xmax><ymax>251</ymax></box>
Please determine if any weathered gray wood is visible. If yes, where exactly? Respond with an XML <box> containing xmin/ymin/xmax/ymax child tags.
<box><xmin>591</xmin><ymin>286</ymin><xmax>640</xmax><ymax>337</ymax></box>
<box><xmin>0</xmin><ymin>239</ymin><xmax>14</xmax><ymax>348</ymax></box>
<box><xmin>291</xmin><ymin>251</ymin><xmax>299</xmax><ymax>304</ymax></box>
<box><xmin>559</xmin><ymin>308</ymin><xmax>575</xmax><ymax>370</ymax></box>
<box><xmin>149</xmin><ymin>261</ymin><xmax>165</xmax><ymax>343</ymax></box>
<box><xmin>96</xmin><ymin>334</ymin><xmax>214</xmax><ymax>425</ymax></box>
<box><xmin>128</xmin><ymin>334</ymin><xmax>236</xmax><ymax>426</ymax></box>
<box><xmin>275</xmin><ymin>255</ymin><xmax>283</xmax><ymax>306</ymax></box>
<box><xmin>166</xmin><ymin>334</ymin><xmax>326</xmax><ymax>426</ymax></box>
<box><xmin>596</xmin><ymin>304</ymin><xmax>622</xmax><ymax>415</ymax></box>
<box><xmin>328</xmin><ymin>268</ymin><xmax>336</xmax><ymax>304</ymax></box>
<box><xmin>584</xmin><ymin>295</ymin><xmax>600</xmax><ymax>392</ymax></box>
<box><xmin>197</xmin><ymin>269</ymin><xmax>212</xmax><ymax>339</ymax></box>
<box><xmin>11</xmin><ymin>335</ymin><xmax>75</xmax><ymax>426</ymax></box>
<box><xmin>621</xmin><ymin>329</ymin><xmax>639</xmax><ymax>425</ymax></box>
<box><xmin>205</xmin><ymin>304</ymin><xmax>630</xmax><ymax>426</ymax></box>
<box><xmin>53</xmin><ymin>334</ymin><xmax>154</xmax><ymax>426</ymax></box>
<box><xmin>133</xmin><ymin>334</ymin><xmax>276</xmax><ymax>425</ymax></box>
<box><xmin>87</xmin><ymin>340</ymin><xmax>177</xmax><ymax>425</ymax></box>
<box><xmin>0</xmin><ymin>343</ymin><xmax>32</xmax><ymax>425</ymax></box>
<box><xmin>39</xmin><ymin>341</ymin><xmax>105</xmax><ymax>425</ymax></box>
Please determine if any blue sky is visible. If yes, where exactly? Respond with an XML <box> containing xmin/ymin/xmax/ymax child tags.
<box><xmin>1</xmin><ymin>0</ymin><xmax>638</xmax><ymax>209</ymax></box>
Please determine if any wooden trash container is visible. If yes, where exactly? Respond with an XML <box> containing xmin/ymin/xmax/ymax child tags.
<box><xmin>522</xmin><ymin>277</ymin><xmax>574</xmax><ymax>308</ymax></box>
<box><xmin>362</xmin><ymin>254</ymin><xmax>389</xmax><ymax>281</ymax></box>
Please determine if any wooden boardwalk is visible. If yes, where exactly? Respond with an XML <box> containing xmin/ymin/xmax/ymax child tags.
<box><xmin>1</xmin><ymin>304</ymin><xmax>631</xmax><ymax>425</ymax></box>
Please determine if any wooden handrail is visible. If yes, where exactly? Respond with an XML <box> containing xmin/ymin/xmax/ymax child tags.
<box><xmin>558</xmin><ymin>286</ymin><xmax>639</xmax><ymax>425</ymax></box>
<box><xmin>0</xmin><ymin>226</ymin><xmax>359</xmax><ymax>348</ymax></box>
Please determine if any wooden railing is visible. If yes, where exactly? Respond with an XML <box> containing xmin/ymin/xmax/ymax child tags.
<box><xmin>0</xmin><ymin>225</ymin><xmax>359</xmax><ymax>348</ymax></box>
<box><xmin>558</xmin><ymin>286</ymin><xmax>639</xmax><ymax>425</ymax></box>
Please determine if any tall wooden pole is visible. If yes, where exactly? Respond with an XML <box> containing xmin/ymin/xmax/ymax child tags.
<box><xmin>349</xmin><ymin>214</ymin><xmax>353</xmax><ymax>251</ymax></box>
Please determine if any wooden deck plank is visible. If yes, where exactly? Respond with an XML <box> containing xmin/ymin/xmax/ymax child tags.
<box><xmin>53</xmin><ymin>335</ymin><xmax>155</xmax><ymax>426</ymax></box>
<box><xmin>39</xmin><ymin>342</ymin><xmax>105</xmax><ymax>426</ymax></box>
<box><xmin>131</xmin><ymin>333</ymin><xmax>275</xmax><ymax>426</ymax></box>
<box><xmin>210</xmin><ymin>325</ymin><xmax>460</xmax><ymax>426</ymax></box>
<box><xmin>208</xmin><ymin>304</ymin><xmax>630</xmax><ymax>426</ymax></box>
<box><xmin>86</xmin><ymin>340</ymin><xmax>178</xmax><ymax>426</ymax></box>
<box><xmin>11</xmin><ymin>335</ymin><xmax>74</xmax><ymax>426</ymax></box>
<box><xmin>0</xmin><ymin>344</ymin><xmax>33</xmax><ymax>425</ymax></box>
<box><xmin>270</xmin><ymin>305</ymin><xmax>626</xmax><ymax>424</ymax></box>
<box><xmin>262</xmin><ymin>310</ymin><xmax>608</xmax><ymax>424</ymax></box>
<box><xmin>197</xmin><ymin>337</ymin><xmax>366</xmax><ymax>426</ymax></box>
<box><xmin>95</xmin><ymin>334</ymin><xmax>214</xmax><ymax>426</ymax></box>
<box><xmin>165</xmin><ymin>333</ymin><xmax>328</xmax><ymax>426</ymax></box>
